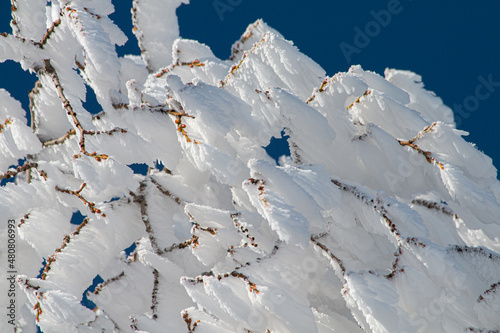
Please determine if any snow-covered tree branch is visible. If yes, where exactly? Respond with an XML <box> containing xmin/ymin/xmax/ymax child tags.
<box><xmin>1</xmin><ymin>1</ymin><xmax>500</xmax><ymax>332</ymax></box>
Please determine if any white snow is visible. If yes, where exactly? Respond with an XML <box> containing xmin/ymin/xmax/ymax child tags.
<box><xmin>1</xmin><ymin>1</ymin><xmax>500</xmax><ymax>333</ymax></box>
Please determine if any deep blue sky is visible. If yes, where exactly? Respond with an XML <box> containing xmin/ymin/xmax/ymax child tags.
<box><xmin>1</xmin><ymin>0</ymin><xmax>499</xmax><ymax>175</ymax></box>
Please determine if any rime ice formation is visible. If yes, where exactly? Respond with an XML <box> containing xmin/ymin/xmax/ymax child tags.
<box><xmin>1</xmin><ymin>1</ymin><xmax>500</xmax><ymax>333</ymax></box>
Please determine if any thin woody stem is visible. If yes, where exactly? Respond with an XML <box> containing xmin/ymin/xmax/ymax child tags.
<box><xmin>55</xmin><ymin>183</ymin><xmax>106</xmax><ymax>216</ymax></box>
<box><xmin>33</xmin><ymin>19</ymin><xmax>61</xmax><ymax>48</ymax></box>
<box><xmin>0</xmin><ymin>162</ymin><xmax>38</xmax><ymax>180</ymax></box>
<box><xmin>42</xmin><ymin>129</ymin><xmax>76</xmax><ymax>147</ymax></box>
<box><xmin>43</xmin><ymin>59</ymin><xmax>109</xmax><ymax>161</ymax></box>
<box><xmin>43</xmin><ymin>59</ymin><xmax>86</xmax><ymax>152</ymax></box>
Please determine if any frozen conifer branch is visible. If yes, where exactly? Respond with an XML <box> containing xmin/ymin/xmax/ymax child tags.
<box><xmin>1</xmin><ymin>1</ymin><xmax>500</xmax><ymax>333</ymax></box>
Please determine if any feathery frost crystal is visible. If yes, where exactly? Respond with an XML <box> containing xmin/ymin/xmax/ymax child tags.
<box><xmin>1</xmin><ymin>1</ymin><xmax>500</xmax><ymax>332</ymax></box>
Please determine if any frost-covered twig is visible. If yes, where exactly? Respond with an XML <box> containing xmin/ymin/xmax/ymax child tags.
<box><xmin>0</xmin><ymin>161</ymin><xmax>38</xmax><ymax>180</ymax></box>
<box><xmin>285</xmin><ymin>128</ymin><xmax>303</xmax><ymax>164</ymax></box>
<box><xmin>246</xmin><ymin>178</ymin><xmax>269</xmax><ymax>206</ymax></box>
<box><xmin>28</xmin><ymin>80</ymin><xmax>42</xmax><ymax>130</ymax></box>
<box><xmin>132</xmin><ymin>180</ymin><xmax>166</xmax><ymax>255</ymax></box>
<box><xmin>187</xmin><ymin>212</ymin><xmax>218</xmax><ymax>237</ymax></box>
<box><xmin>42</xmin><ymin>58</ymin><xmax>84</xmax><ymax>139</ymax></box>
<box><xmin>182</xmin><ymin>309</ymin><xmax>200</xmax><ymax>332</ymax></box>
<box><xmin>17</xmin><ymin>275</ymin><xmax>45</xmax><ymax>322</ymax></box>
<box><xmin>151</xmin><ymin>269</ymin><xmax>160</xmax><ymax>319</ymax></box>
<box><xmin>183</xmin><ymin>270</ymin><xmax>260</xmax><ymax>294</ymax></box>
<box><xmin>55</xmin><ymin>183</ymin><xmax>106</xmax><ymax>216</ymax></box>
<box><xmin>477</xmin><ymin>281</ymin><xmax>500</xmax><ymax>303</ymax></box>
<box><xmin>17</xmin><ymin>213</ymin><xmax>30</xmax><ymax>227</ymax></box>
<box><xmin>42</xmin><ymin>127</ymin><xmax>127</xmax><ymax>147</ymax></box>
<box><xmin>397</xmin><ymin>122</ymin><xmax>444</xmax><ymax>169</ymax></box>
<box><xmin>386</xmin><ymin>246</ymin><xmax>404</xmax><ymax>280</ymax></box>
<box><xmin>230</xmin><ymin>213</ymin><xmax>258</xmax><ymax>248</ymax></box>
<box><xmin>131</xmin><ymin>2</ymin><xmax>143</xmax><ymax>52</ymax></box>
<box><xmin>221</xmin><ymin>33</ymin><xmax>269</xmax><ymax>87</ymax></box>
<box><xmin>411</xmin><ymin>198</ymin><xmax>455</xmax><ymax>217</ymax></box>
<box><xmin>3</xmin><ymin>3</ymin><xmax>500</xmax><ymax>331</ymax></box>
<box><xmin>154</xmin><ymin>59</ymin><xmax>205</xmax><ymax>78</ymax></box>
<box><xmin>331</xmin><ymin>179</ymin><xmax>402</xmax><ymax>238</ymax></box>
<box><xmin>41</xmin><ymin>129</ymin><xmax>76</xmax><ymax>147</ymax></box>
<box><xmin>0</xmin><ymin>117</ymin><xmax>12</xmax><ymax>132</ymax></box>
<box><xmin>310</xmin><ymin>234</ymin><xmax>346</xmax><ymax>274</ymax></box>
<box><xmin>306</xmin><ymin>75</ymin><xmax>338</xmax><ymax>104</ymax></box>
<box><xmin>254</xmin><ymin>88</ymin><xmax>272</xmax><ymax>101</ymax></box>
<box><xmin>346</xmin><ymin>89</ymin><xmax>372</xmax><ymax>110</ymax></box>
<box><xmin>83</xmin><ymin>128</ymin><xmax>128</xmax><ymax>136</ymax></box>
<box><xmin>164</xmin><ymin>235</ymin><xmax>199</xmax><ymax>253</ymax></box>
<box><xmin>175</xmin><ymin>114</ymin><xmax>200</xmax><ymax>144</ymax></box>
<box><xmin>41</xmin><ymin>217</ymin><xmax>90</xmax><ymax>279</ymax></box>
<box><xmin>447</xmin><ymin>245</ymin><xmax>500</xmax><ymax>260</ymax></box>
<box><xmin>33</xmin><ymin>18</ymin><xmax>61</xmax><ymax>48</ymax></box>
<box><xmin>465</xmin><ymin>327</ymin><xmax>500</xmax><ymax>333</ymax></box>
<box><xmin>230</xmin><ymin>19</ymin><xmax>262</xmax><ymax>61</ymax></box>
<box><xmin>42</xmin><ymin>59</ymin><xmax>109</xmax><ymax>161</ymax></box>
<box><xmin>150</xmin><ymin>177</ymin><xmax>185</xmax><ymax>205</ymax></box>
<box><xmin>93</xmin><ymin>271</ymin><xmax>125</xmax><ymax>295</ymax></box>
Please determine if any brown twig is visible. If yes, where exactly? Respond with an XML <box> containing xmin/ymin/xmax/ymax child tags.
<box><xmin>0</xmin><ymin>118</ymin><xmax>12</xmax><ymax>133</ymax></box>
<box><xmin>164</xmin><ymin>235</ymin><xmax>199</xmax><ymax>253</ymax></box>
<box><xmin>286</xmin><ymin>128</ymin><xmax>303</xmax><ymax>164</ymax></box>
<box><xmin>42</xmin><ymin>129</ymin><xmax>76</xmax><ymax>147</ymax></box>
<box><xmin>28</xmin><ymin>80</ymin><xmax>42</xmax><ymax>131</ymax></box>
<box><xmin>230</xmin><ymin>213</ymin><xmax>258</xmax><ymax>248</ymax></box>
<box><xmin>41</xmin><ymin>217</ymin><xmax>90</xmax><ymax>279</ymax></box>
<box><xmin>246</xmin><ymin>178</ymin><xmax>269</xmax><ymax>207</ymax></box>
<box><xmin>33</xmin><ymin>19</ymin><xmax>61</xmax><ymax>48</ymax></box>
<box><xmin>55</xmin><ymin>183</ymin><xmax>106</xmax><ymax>216</ymax></box>
<box><xmin>175</xmin><ymin>115</ymin><xmax>200</xmax><ymax>144</ymax></box>
<box><xmin>154</xmin><ymin>60</ymin><xmax>205</xmax><ymax>78</ymax></box>
<box><xmin>83</xmin><ymin>128</ymin><xmax>127</xmax><ymax>136</ymax></box>
<box><xmin>93</xmin><ymin>271</ymin><xmax>125</xmax><ymax>295</ymax></box>
<box><xmin>132</xmin><ymin>181</ymin><xmax>164</xmax><ymax>255</ymax></box>
<box><xmin>310</xmin><ymin>234</ymin><xmax>346</xmax><ymax>273</ymax></box>
<box><xmin>18</xmin><ymin>213</ymin><xmax>30</xmax><ymax>227</ymax></box>
<box><xmin>18</xmin><ymin>275</ymin><xmax>45</xmax><ymax>321</ymax></box>
<box><xmin>43</xmin><ymin>59</ymin><xmax>109</xmax><ymax>162</ymax></box>
<box><xmin>331</xmin><ymin>179</ymin><xmax>401</xmax><ymax>238</ymax></box>
<box><xmin>0</xmin><ymin>162</ymin><xmax>39</xmax><ymax>181</ymax></box>
<box><xmin>397</xmin><ymin>123</ymin><xmax>444</xmax><ymax>169</ymax></box>
<box><xmin>306</xmin><ymin>76</ymin><xmax>335</xmax><ymax>104</ymax></box>
<box><xmin>254</xmin><ymin>89</ymin><xmax>272</xmax><ymax>101</ymax></box>
<box><xmin>386</xmin><ymin>246</ymin><xmax>404</xmax><ymax>279</ymax></box>
<box><xmin>151</xmin><ymin>269</ymin><xmax>160</xmax><ymax>319</ymax></box>
<box><xmin>182</xmin><ymin>309</ymin><xmax>200</xmax><ymax>332</ymax></box>
<box><xmin>229</xmin><ymin>20</ymin><xmax>261</xmax><ymax>61</ymax></box>
<box><xmin>34</xmin><ymin>299</ymin><xmax>43</xmax><ymax>322</ymax></box>
<box><xmin>150</xmin><ymin>177</ymin><xmax>184</xmax><ymax>205</ymax></box>
<box><xmin>448</xmin><ymin>245</ymin><xmax>500</xmax><ymax>260</ymax></box>
<box><xmin>346</xmin><ymin>89</ymin><xmax>372</xmax><ymax>110</ymax></box>
<box><xmin>42</xmin><ymin>127</ymin><xmax>127</xmax><ymax>148</ymax></box>
<box><xmin>184</xmin><ymin>270</ymin><xmax>260</xmax><ymax>294</ymax></box>
<box><xmin>43</xmin><ymin>59</ymin><xmax>84</xmax><ymax>142</ymax></box>
<box><xmin>411</xmin><ymin>198</ymin><xmax>455</xmax><ymax>216</ymax></box>
<box><xmin>191</xmin><ymin>221</ymin><xmax>217</xmax><ymax>236</ymax></box>
<box><xmin>477</xmin><ymin>281</ymin><xmax>500</xmax><ymax>303</ymax></box>
<box><xmin>220</xmin><ymin>34</ymin><xmax>269</xmax><ymax>88</ymax></box>
<box><xmin>131</xmin><ymin>0</ymin><xmax>152</xmax><ymax>72</ymax></box>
